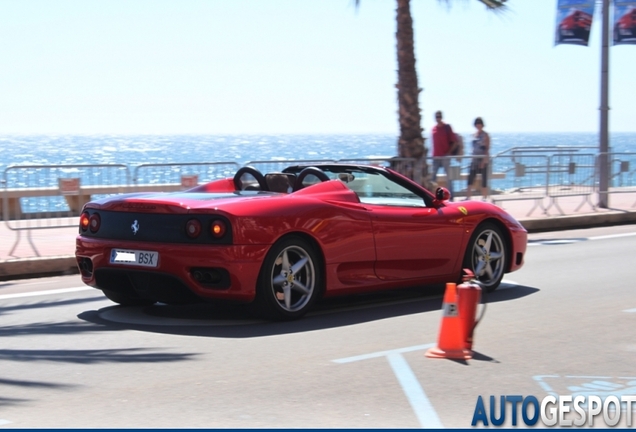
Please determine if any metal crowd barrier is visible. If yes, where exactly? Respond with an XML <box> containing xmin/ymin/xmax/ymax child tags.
<box><xmin>2</xmin><ymin>164</ymin><xmax>131</xmax><ymax>225</ymax></box>
<box><xmin>606</xmin><ymin>152</ymin><xmax>636</xmax><ymax>208</ymax></box>
<box><xmin>545</xmin><ymin>153</ymin><xmax>596</xmax><ymax>215</ymax></box>
<box><xmin>2</xmin><ymin>164</ymin><xmax>130</xmax><ymax>256</ymax></box>
<box><xmin>489</xmin><ymin>153</ymin><xmax>598</xmax><ymax>216</ymax></box>
<box><xmin>488</xmin><ymin>146</ymin><xmax>605</xmax><ymax>216</ymax></box>
<box><xmin>425</xmin><ymin>155</ymin><xmax>536</xmax><ymax>211</ymax></box>
<box><xmin>495</xmin><ymin>145</ymin><xmax>598</xmax><ymax>157</ymax></box>
<box><xmin>3</xmin><ymin>152</ymin><xmax>636</xmax><ymax>241</ymax></box>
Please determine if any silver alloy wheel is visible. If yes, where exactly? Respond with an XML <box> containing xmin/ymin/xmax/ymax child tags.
<box><xmin>269</xmin><ymin>244</ymin><xmax>316</xmax><ymax>313</ymax></box>
<box><xmin>468</xmin><ymin>227</ymin><xmax>505</xmax><ymax>289</ymax></box>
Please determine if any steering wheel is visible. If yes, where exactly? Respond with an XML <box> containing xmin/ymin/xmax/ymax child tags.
<box><xmin>292</xmin><ymin>167</ymin><xmax>330</xmax><ymax>192</ymax></box>
<box><xmin>233</xmin><ymin>166</ymin><xmax>267</xmax><ymax>191</ymax></box>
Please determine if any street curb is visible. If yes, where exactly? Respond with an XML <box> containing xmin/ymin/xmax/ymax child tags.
<box><xmin>0</xmin><ymin>256</ymin><xmax>78</xmax><ymax>281</ymax></box>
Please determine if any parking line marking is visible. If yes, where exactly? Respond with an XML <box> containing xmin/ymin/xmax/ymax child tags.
<box><xmin>333</xmin><ymin>343</ymin><xmax>434</xmax><ymax>363</ymax></box>
<box><xmin>624</xmin><ymin>308</ymin><xmax>636</xmax><ymax>313</ymax></box>
<box><xmin>589</xmin><ymin>232</ymin><xmax>636</xmax><ymax>241</ymax></box>
<box><xmin>528</xmin><ymin>231</ymin><xmax>636</xmax><ymax>247</ymax></box>
<box><xmin>564</xmin><ymin>375</ymin><xmax>611</xmax><ymax>379</ymax></box>
<box><xmin>387</xmin><ymin>352</ymin><xmax>443</xmax><ymax>428</ymax></box>
<box><xmin>0</xmin><ymin>287</ymin><xmax>93</xmax><ymax>301</ymax></box>
<box><xmin>0</xmin><ymin>420</ymin><xmax>12</xmax><ymax>426</ymax></box>
<box><xmin>534</xmin><ymin>375</ymin><xmax>560</xmax><ymax>392</ymax></box>
<box><xmin>333</xmin><ymin>344</ymin><xmax>442</xmax><ymax>428</ymax></box>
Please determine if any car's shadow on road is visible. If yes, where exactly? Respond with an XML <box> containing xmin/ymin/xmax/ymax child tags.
<box><xmin>77</xmin><ymin>281</ymin><xmax>540</xmax><ymax>338</ymax></box>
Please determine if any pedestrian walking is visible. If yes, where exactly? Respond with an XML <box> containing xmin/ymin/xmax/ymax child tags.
<box><xmin>466</xmin><ymin>117</ymin><xmax>490</xmax><ymax>201</ymax></box>
<box><xmin>431</xmin><ymin>111</ymin><xmax>458</xmax><ymax>199</ymax></box>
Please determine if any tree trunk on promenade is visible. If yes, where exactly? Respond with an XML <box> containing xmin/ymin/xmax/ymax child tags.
<box><xmin>395</xmin><ymin>0</ymin><xmax>429</xmax><ymax>188</ymax></box>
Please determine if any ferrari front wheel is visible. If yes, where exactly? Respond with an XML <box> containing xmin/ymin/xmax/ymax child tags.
<box><xmin>462</xmin><ymin>222</ymin><xmax>507</xmax><ymax>293</ymax></box>
<box><xmin>256</xmin><ymin>236</ymin><xmax>323</xmax><ymax>320</ymax></box>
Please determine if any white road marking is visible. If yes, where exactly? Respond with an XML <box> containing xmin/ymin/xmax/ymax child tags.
<box><xmin>0</xmin><ymin>286</ymin><xmax>93</xmax><ymax>301</ymax></box>
<box><xmin>588</xmin><ymin>232</ymin><xmax>636</xmax><ymax>241</ymax></box>
<box><xmin>535</xmin><ymin>239</ymin><xmax>581</xmax><ymax>245</ymax></box>
<box><xmin>533</xmin><ymin>375</ymin><xmax>560</xmax><ymax>392</ymax></box>
<box><xmin>528</xmin><ymin>231</ymin><xmax>636</xmax><ymax>247</ymax></box>
<box><xmin>333</xmin><ymin>343</ymin><xmax>435</xmax><ymax>363</ymax></box>
<box><xmin>387</xmin><ymin>352</ymin><xmax>444</xmax><ymax>428</ymax></box>
<box><xmin>624</xmin><ymin>308</ymin><xmax>636</xmax><ymax>313</ymax></box>
<box><xmin>0</xmin><ymin>420</ymin><xmax>12</xmax><ymax>426</ymax></box>
<box><xmin>534</xmin><ymin>375</ymin><xmax>636</xmax><ymax>413</ymax></box>
<box><xmin>334</xmin><ymin>343</ymin><xmax>442</xmax><ymax>428</ymax></box>
<box><xmin>564</xmin><ymin>375</ymin><xmax>612</xmax><ymax>379</ymax></box>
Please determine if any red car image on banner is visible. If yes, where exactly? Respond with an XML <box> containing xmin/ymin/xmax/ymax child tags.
<box><xmin>614</xmin><ymin>4</ymin><xmax>636</xmax><ymax>45</ymax></box>
<box><xmin>556</xmin><ymin>8</ymin><xmax>593</xmax><ymax>45</ymax></box>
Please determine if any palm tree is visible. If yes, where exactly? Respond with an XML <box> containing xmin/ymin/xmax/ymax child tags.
<box><xmin>356</xmin><ymin>0</ymin><xmax>507</xmax><ymax>187</ymax></box>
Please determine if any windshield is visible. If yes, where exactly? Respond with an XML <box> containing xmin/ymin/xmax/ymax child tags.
<box><xmin>286</xmin><ymin>165</ymin><xmax>430</xmax><ymax>208</ymax></box>
<box><xmin>337</xmin><ymin>171</ymin><xmax>426</xmax><ymax>207</ymax></box>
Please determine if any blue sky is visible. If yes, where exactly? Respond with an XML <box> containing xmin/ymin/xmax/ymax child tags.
<box><xmin>0</xmin><ymin>0</ymin><xmax>633</xmax><ymax>135</ymax></box>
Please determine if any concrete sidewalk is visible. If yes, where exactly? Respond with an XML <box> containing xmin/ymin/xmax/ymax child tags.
<box><xmin>1</xmin><ymin>192</ymin><xmax>635</xmax><ymax>280</ymax></box>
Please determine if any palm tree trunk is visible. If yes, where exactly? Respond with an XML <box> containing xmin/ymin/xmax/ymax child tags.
<box><xmin>395</xmin><ymin>0</ymin><xmax>428</xmax><ymax>186</ymax></box>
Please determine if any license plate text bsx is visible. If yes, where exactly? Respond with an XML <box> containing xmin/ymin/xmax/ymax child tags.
<box><xmin>110</xmin><ymin>249</ymin><xmax>159</xmax><ymax>267</ymax></box>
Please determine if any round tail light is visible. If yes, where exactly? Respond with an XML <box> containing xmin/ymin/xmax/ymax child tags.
<box><xmin>80</xmin><ymin>212</ymin><xmax>90</xmax><ymax>232</ymax></box>
<box><xmin>210</xmin><ymin>220</ymin><xmax>226</xmax><ymax>238</ymax></box>
<box><xmin>89</xmin><ymin>213</ymin><xmax>101</xmax><ymax>233</ymax></box>
<box><xmin>186</xmin><ymin>219</ymin><xmax>202</xmax><ymax>238</ymax></box>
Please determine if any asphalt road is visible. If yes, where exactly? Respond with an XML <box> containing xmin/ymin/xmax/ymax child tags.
<box><xmin>1</xmin><ymin>224</ymin><xmax>635</xmax><ymax>428</ymax></box>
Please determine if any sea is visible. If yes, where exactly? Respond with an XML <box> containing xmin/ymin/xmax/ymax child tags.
<box><xmin>0</xmin><ymin>132</ymin><xmax>634</xmax><ymax>173</ymax></box>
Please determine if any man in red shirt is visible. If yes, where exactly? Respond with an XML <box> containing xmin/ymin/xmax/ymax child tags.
<box><xmin>431</xmin><ymin>111</ymin><xmax>457</xmax><ymax>199</ymax></box>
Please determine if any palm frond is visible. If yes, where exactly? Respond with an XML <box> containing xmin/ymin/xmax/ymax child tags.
<box><xmin>477</xmin><ymin>0</ymin><xmax>508</xmax><ymax>10</ymax></box>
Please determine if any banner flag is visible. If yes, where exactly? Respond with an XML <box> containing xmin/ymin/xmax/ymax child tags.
<box><xmin>614</xmin><ymin>0</ymin><xmax>636</xmax><ymax>44</ymax></box>
<box><xmin>555</xmin><ymin>0</ymin><xmax>595</xmax><ymax>46</ymax></box>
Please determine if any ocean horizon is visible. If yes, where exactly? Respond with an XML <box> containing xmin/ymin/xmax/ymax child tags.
<box><xmin>1</xmin><ymin>132</ymin><xmax>634</xmax><ymax>173</ymax></box>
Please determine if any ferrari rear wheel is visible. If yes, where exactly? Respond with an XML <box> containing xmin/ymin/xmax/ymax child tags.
<box><xmin>256</xmin><ymin>236</ymin><xmax>322</xmax><ymax>320</ymax></box>
<box><xmin>462</xmin><ymin>222</ymin><xmax>507</xmax><ymax>293</ymax></box>
<box><xmin>102</xmin><ymin>289</ymin><xmax>156</xmax><ymax>307</ymax></box>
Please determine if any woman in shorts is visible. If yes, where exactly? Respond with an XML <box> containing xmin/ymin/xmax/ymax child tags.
<box><xmin>466</xmin><ymin>117</ymin><xmax>490</xmax><ymax>201</ymax></box>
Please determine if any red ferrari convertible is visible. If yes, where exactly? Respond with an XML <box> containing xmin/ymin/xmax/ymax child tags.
<box><xmin>75</xmin><ymin>164</ymin><xmax>527</xmax><ymax>320</ymax></box>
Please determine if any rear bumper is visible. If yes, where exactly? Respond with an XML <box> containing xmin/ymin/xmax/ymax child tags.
<box><xmin>75</xmin><ymin>236</ymin><xmax>270</xmax><ymax>303</ymax></box>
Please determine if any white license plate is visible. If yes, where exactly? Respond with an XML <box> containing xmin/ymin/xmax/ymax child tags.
<box><xmin>110</xmin><ymin>249</ymin><xmax>159</xmax><ymax>267</ymax></box>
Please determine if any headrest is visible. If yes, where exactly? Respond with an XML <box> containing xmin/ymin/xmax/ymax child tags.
<box><xmin>265</xmin><ymin>173</ymin><xmax>295</xmax><ymax>193</ymax></box>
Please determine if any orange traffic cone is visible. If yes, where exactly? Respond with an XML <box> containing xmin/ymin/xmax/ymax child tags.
<box><xmin>426</xmin><ymin>282</ymin><xmax>472</xmax><ymax>360</ymax></box>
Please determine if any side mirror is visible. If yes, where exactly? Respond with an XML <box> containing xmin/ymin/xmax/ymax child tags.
<box><xmin>435</xmin><ymin>187</ymin><xmax>451</xmax><ymax>202</ymax></box>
